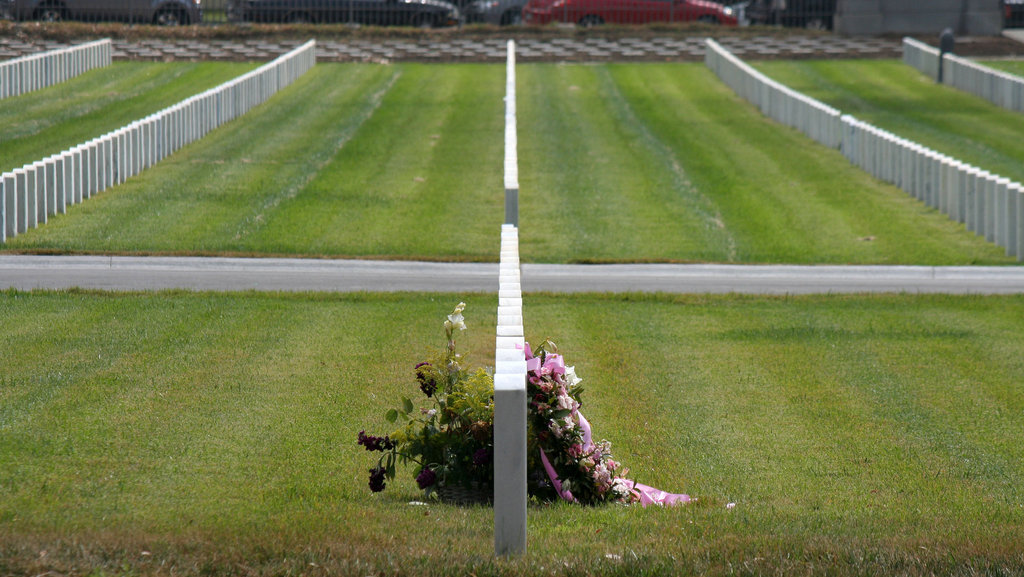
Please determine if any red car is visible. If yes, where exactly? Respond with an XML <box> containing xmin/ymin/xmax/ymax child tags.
<box><xmin>522</xmin><ymin>0</ymin><xmax>737</xmax><ymax>26</ymax></box>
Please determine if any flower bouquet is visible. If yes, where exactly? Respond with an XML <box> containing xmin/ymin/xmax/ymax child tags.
<box><xmin>358</xmin><ymin>303</ymin><xmax>494</xmax><ymax>500</ymax></box>
<box><xmin>359</xmin><ymin>303</ymin><xmax>690</xmax><ymax>507</ymax></box>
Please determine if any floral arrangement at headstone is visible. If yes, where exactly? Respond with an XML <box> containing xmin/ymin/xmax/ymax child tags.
<box><xmin>358</xmin><ymin>302</ymin><xmax>494</xmax><ymax>498</ymax></box>
<box><xmin>358</xmin><ymin>303</ymin><xmax>690</xmax><ymax>506</ymax></box>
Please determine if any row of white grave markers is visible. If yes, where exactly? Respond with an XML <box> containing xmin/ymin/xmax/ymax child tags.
<box><xmin>903</xmin><ymin>37</ymin><xmax>1024</xmax><ymax>113</ymax></box>
<box><xmin>704</xmin><ymin>38</ymin><xmax>842</xmax><ymax>149</ymax></box>
<box><xmin>494</xmin><ymin>39</ymin><xmax>527</xmax><ymax>557</ymax></box>
<box><xmin>0</xmin><ymin>40</ymin><xmax>317</xmax><ymax>244</ymax></box>
<box><xmin>705</xmin><ymin>38</ymin><xmax>1024</xmax><ymax>261</ymax></box>
<box><xmin>1</xmin><ymin>39</ymin><xmax>111</xmax><ymax>100</ymax></box>
<box><xmin>841</xmin><ymin>116</ymin><xmax>1023</xmax><ymax>258</ymax></box>
<box><xmin>504</xmin><ymin>38</ymin><xmax>520</xmax><ymax>228</ymax></box>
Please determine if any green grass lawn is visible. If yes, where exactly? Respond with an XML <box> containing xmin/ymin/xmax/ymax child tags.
<box><xmin>0</xmin><ymin>61</ymin><xmax>258</xmax><ymax>174</ymax></box>
<box><xmin>980</xmin><ymin>59</ymin><xmax>1024</xmax><ymax>77</ymax></box>
<box><xmin>3</xmin><ymin>62</ymin><xmax>1014</xmax><ymax>265</ymax></box>
<box><xmin>518</xmin><ymin>63</ymin><xmax>1011</xmax><ymax>264</ymax></box>
<box><xmin>2</xmin><ymin>63</ymin><xmax>507</xmax><ymax>260</ymax></box>
<box><xmin>2</xmin><ymin>290</ymin><xmax>1023</xmax><ymax>576</ymax></box>
<box><xmin>754</xmin><ymin>59</ymin><xmax>1024</xmax><ymax>187</ymax></box>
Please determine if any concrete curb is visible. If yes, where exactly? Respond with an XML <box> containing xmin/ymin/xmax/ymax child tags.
<box><xmin>1</xmin><ymin>256</ymin><xmax>1022</xmax><ymax>294</ymax></box>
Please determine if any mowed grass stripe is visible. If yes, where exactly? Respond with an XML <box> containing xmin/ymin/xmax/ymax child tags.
<box><xmin>755</xmin><ymin>59</ymin><xmax>1024</xmax><ymax>186</ymax></box>
<box><xmin>255</xmin><ymin>63</ymin><xmax>505</xmax><ymax>259</ymax></box>
<box><xmin>2</xmin><ymin>64</ymin><xmax>400</xmax><ymax>254</ymax></box>
<box><xmin>2</xmin><ymin>292</ymin><xmax>1023</xmax><ymax>574</ymax></box>
<box><xmin>609</xmin><ymin>64</ymin><xmax>1014</xmax><ymax>265</ymax></box>
<box><xmin>518</xmin><ymin>64</ymin><xmax>731</xmax><ymax>263</ymax></box>
<box><xmin>523</xmin><ymin>295</ymin><xmax>1024</xmax><ymax>528</ymax></box>
<box><xmin>0</xmin><ymin>61</ymin><xmax>258</xmax><ymax>173</ymax></box>
<box><xmin>520</xmin><ymin>63</ymin><xmax>1012</xmax><ymax>265</ymax></box>
<box><xmin>3</xmin><ymin>63</ymin><xmax>506</xmax><ymax>259</ymax></box>
<box><xmin>3</xmin><ymin>62</ymin><xmax>1013</xmax><ymax>264</ymax></box>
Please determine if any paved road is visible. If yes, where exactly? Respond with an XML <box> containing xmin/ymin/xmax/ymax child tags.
<box><xmin>2</xmin><ymin>255</ymin><xmax>1023</xmax><ymax>294</ymax></box>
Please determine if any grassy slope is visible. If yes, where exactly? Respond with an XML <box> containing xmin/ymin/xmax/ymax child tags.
<box><xmin>1</xmin><ymin>291</ymin><xmax>1023</xmax><ymax>575</ymax></box>
<box><xmin>980</xmin><ymin>59</ymin><xmax>1024</xmax><ymax>77</ymax></box>
<box><xmin>755</xmin><ymin>59</ymin><xmax>1024</xmax><ymax>186</ymax></box>
<box><xmin>3</xmin><ymin>63</ymin><xmax>506</xmax><ymax>259</ymax></box>
<box><xmin>0</xmin><ymin>61</ymin><xmax>258</xmax><ymax>174</ymax></box>
<box><xmin>518</xmin><ymin>63</ymin><xmax>1012</xmax><ymax>265</ymax></box>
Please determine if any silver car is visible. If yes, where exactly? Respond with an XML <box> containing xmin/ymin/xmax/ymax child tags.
<box><xmin>10</xmin><ymin>0</ymin><xmax>202</xmax><ymax>24</ymax></box>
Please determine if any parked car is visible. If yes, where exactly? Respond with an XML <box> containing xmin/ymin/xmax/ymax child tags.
<box><xmin>1006</xmin><ymin>0</ymin><xmax>1024</xmax><ymax>28</ymax></box>
<box><xmin>464</xmin><ymin>0</ymin><xmax>524</xmax><ymax>25</ymax></box>
<box><xmin>522</xmin><ymin>0</ymin><xmax>737</xmax><ymax>26</ymax></box>
<box><xmin>744</xmin><ymin>0</ymin><xmax>835</xmax><ymax>29</ymax></box>
<box><xmin>10</xmin><ymin>0</ymin><xmax>202</xmax><ymax>24</ymax></box>
<box><xmin>236</xmin><ymin>0</ymin><xmax>459</xmax><ymax>26</ymax></box>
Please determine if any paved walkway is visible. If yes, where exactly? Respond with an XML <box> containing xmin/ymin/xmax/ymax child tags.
<box><xmin>2</xmin><ymin>255</ymin><xmax>1023</xmax><ymax>294</ymax></box>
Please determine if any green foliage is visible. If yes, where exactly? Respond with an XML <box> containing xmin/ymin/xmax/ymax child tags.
<box><xmin>361</xmin><ymin>303</ymin><xmax>495</xmax><ymax>497</ymax></box>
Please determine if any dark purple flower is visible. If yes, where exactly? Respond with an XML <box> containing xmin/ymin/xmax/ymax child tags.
<box><xmin>415</xmin><ymin>362</ymin><xmax>437</xmax><ymax>398</ymax></box>
<box><xmin>416</xmin><ymin>467</ymin><xmax>437</xmax><ymax>490</ymax></box>
<box><xmin>473</xmin><ymin>448</ymin><xmax>491</xmax><ymax>466</ymax></box>
<box><xmin>358</xmin><ymin>430</ymin><xmax>395</xmax><ymax>452</ymax></box>
<box><xmin>368</xmin><ymin>465</ymin><xmax>387</xmax><ymax>493</ymax></box>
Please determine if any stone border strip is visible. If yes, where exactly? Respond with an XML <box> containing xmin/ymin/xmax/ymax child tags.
<box><xmin>904</xmin><ymin>37</ymin><xmax>1024</xmax><ymax>113</ymax></box>
<box><xmin>705</xmin><ymin>38</ymin><xmax>1024</xmax><ymax>262</ymax></box>
<box><xmin>1</xmin><ymin>39</ymin><xmax>110</xmax><ymax>100</ymax></box>
<box><xmin>0</xmin><ymin>36</ymin><xmax>903</xmax><ymax>63</ymax></box>
<box><xmin>1</xmin><ymin>40</ymin><xmax>316</xmax><ymax>244</ymax></box>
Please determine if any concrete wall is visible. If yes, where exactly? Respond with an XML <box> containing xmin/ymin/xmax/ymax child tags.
<box><xmin>835</xmin><ymin>0</ymin><xmax>1002</xmax><ymax>36</ymax></box>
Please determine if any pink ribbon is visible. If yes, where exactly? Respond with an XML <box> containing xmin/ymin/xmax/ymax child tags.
<box><xmin>522</xmin><ymin>342</ymin><xmax>690</xmax><ymax>506</ymax></box>
<box><xmin>540</xmin><ymin>411</ymin><xmax>690</xmax><ymax>506</ymax></box>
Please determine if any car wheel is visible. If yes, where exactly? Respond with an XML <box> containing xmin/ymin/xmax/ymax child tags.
<box><xmin>803</xmin><ymin>16</ymin><xmax>829</xmax><ymax>30</ymax></box>
<box><xmin>577</xmin><ymin>14</ymin><xmax>603</xmax><ymax>26</ymax></box>
<box><xmin>154</xmin><ymin>7</ymin><xmax>188</xmax><ymax>25</ymax></box>
<box><xmin>34</xmin><ymin>3</ymin><xmax>65</xmax><ymax>21</ymax></box>
<box><xmin>500</xmin><ymin>8</ymin><xmax>522</xmax><ymax>25</ymax></box>
<box><xmin>697</xmin><ymin>14</ymin><xmax>719</xmax><ymax>24</ymax></box>
<box><xmin>415</xmin><ymin>13</ymin><xmax>437</xmax><ymax>28</ymax></box>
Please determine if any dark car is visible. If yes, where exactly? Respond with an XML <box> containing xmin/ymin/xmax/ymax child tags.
<box><xmin>10</xmin><ymin>0</ymin><xmax>201</xmax><ymax>24</ymax></box>
<box><xmin>1006</xmin><ymin>0</ymin><xmax>1024</xmax><ymax>28</ymax></box>
<box><xmin>522</xmin><ymin>0</ymin><xmax>737</xmax><ymax>26</ymax></box>
<box><xmin>745</xmin><ymin>0</ymin><xmax>835</xmax><ymax>29</ymax></box>
<box><xmin>236</xmin><ymin>0</ymin><xmax>459</xmax><ymax>26</ymax></box>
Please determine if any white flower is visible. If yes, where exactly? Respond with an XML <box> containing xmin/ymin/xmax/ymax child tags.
<box><xmin>611</xmin><ymin>478</ymin><xmax>631</xmax><ymax>494</ymax></box>
<box><xmin>556</xmin><ymin>393</ymin><xmax>577</xmax><ymax>412</ymax></box>
<box><xmin>564</xmin><ymin>366</ymin><xmax>582</xmax><ymax>387</ymax></box>
<box><xmin>445</xmin><ymin>302</ymin><xmax>467</xmax><ymax>332</ymax></box>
